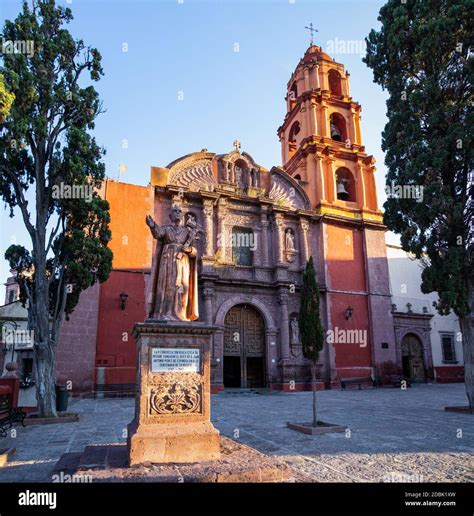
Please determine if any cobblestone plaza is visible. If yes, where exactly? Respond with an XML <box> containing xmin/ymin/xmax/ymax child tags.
<box><xmin>0</xmin><ymin>384</ymin><xmax>472</xmax><ymax>483</ymax></box>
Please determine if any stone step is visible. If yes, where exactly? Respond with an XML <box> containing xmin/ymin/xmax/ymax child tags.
<box><xmin>52</xmin><ymin>438</ymin><xmax>307</xmax><ymax>482</ymax></box>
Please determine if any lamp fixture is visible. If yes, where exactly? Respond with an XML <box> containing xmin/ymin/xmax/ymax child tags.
<box><xmin>119</xmin><ymin>291</ymin><xmax>129</xmax><ymax>311</ymax></box>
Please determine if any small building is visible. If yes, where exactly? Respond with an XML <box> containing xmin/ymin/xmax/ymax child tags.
<box><xmin>387</xmin><ymin>244</ymin><xmax>464</xmax><ymax>383</ymax></box>
<box><xmin>0</xmin><ymin>274</ymin><xmax>36</xmax><ymax>407</ymax></box>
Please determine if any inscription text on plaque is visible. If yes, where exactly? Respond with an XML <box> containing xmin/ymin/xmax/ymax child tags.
<box><xmin>151</xmin><ymin>348</ymin><xmax>200</xmax><ymax>373</ymax></box>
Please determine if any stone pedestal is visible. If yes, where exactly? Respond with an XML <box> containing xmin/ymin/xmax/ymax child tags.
<box><xmin>127</xmin><ymin>321</ymin><xmax>220</xmax><ymax>465</ymax></box>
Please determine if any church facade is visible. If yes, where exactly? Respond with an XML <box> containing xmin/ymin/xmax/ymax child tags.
<box><xmin>52</xmin><ymin>45</ymin><xmax>401</xmax><ymax>394</ymax></box>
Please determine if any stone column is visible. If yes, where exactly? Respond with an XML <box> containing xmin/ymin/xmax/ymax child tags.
<box><xmin>356</xmin><ymin>161</ymin><xmax>367</xmax><ymax>209</ymax></box>
<box><xmin>303</xmin><ymin>67</ymin><xmax>310</xmax><ymax>91</ymax></box>
<box><xmin>212</xmin><ymin>328</ymin><xmax>224</xmax><ymax>387</ymax></box>
<box><xmin>314</xmin><ymin>63</ymin><xmax>320</xmax><ymax>89</ymax></box>
<box><xmin>280</xmin><ymin>135</ymin><xmax>286</xmax><ymax>166</ymax></box>
<box><xmin>356</xmin><ymin>111</ymin><xmax>363</xmax><ymax>146</ymax></box>
<box><xmin>315</xmin><ymin>153</ymin><xmax>326</xmax><ymax>203</ymax></box>
<box><xmin>350</xmin><ymin>108</ymin><xmax>357</xmax><ymax>145</ymax></box>
<box><xmin>203</xmin><ymin>286</ymin><xmax>214</xmax><ymax>326</ymax></box>
<box><xmin>217</xmin><ymin>198</ymin><xmax>227</xmax><ymax>262</ymax></box>
<box><xmin>327</xmin><ymin>156</ymin><xmax>337</xmax><ymax>203</ymax></box>
<box><xmin>274</xmin><ymin>214</ymin><xmax>285</xmax><ymax>265</ymax></box>
<box><xmin>321</xmin><ymin>103</ymin><xmax>329</xmax><ymax>138</ymax></box>
<box><xmin>260</xmin><ymin>209</ymin><xmax>270</xmax><ymax>266</ymax></box>
<box><xmin>301</xmin><ymin>100</ymin><xmax>309</xmax><ymax>136</ymax></box>
<box><xmin>266</xmin><ymin>328</ymin><xmax>279</xmax><ymax>386</ymax></box>
<box><xmin>310</xmin><ymin>100</ymin><xmax>318</xmax><ymax>135</ymax></box>
<box><xmin>299</xmin><ymin>218</ymin><xmax>310</xmax><ymax>265</ymax></box>
<box><xmin>278</xmin><ymin>290</ymin><xmax>290</xmax><ymax>360</ymax></box>
<box><xmin>203</xmin><ymin>199</ymin><xmax>214</xmax><ymax>257</ymax></box>
<box><xmin>345</xmin><ymin>71</ymin><xmax>351</xmax><ymax>97</ymax></box>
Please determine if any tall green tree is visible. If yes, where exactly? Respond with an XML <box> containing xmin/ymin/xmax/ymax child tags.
<box><xmin>299</xmin><ymin>256</ymin><xmax>325</xmax><ymax>427</ymax></box>
<box><xmin>0</xmin><ymin>74</ymin><xmax>15</xmax><ymax>123</ymax></box>
<box><xmin>0</xmin><ymin>0</ymin><xmax>112</xmax><ymax>417</ymax></box>
<box><xmin>365</xmin><ymin>0</ymin><xmax>473</xmax><ymax>407</ymax></box>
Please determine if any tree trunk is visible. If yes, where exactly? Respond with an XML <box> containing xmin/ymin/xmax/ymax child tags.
<box><xmin>459</xmin><ymin>279</ymin><xmax>474</xmax><ymax>409</ymax></box>
<box><xmin>35</xmin><ymin>342</ymin><xmax>57</xmax><ymax>418</ymax></box>
<box><xmin>311</xmin><ymin>363</ymin><xmax>317</xmax><ymax>427</ymax></box>
<box><xmin>33</xmin><ymin>231</ymin><xmax>58</xmax><ymax>418</ymax></box>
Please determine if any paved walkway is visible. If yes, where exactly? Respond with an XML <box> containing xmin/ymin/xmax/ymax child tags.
<box><xmin>0</xmin><ymin>384</ymin><xmax>472</xmax><ymax>482</ymax></box>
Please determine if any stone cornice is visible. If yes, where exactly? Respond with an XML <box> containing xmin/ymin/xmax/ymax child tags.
<box><xmin>132</xmin><ymin>321</ymin><xmax>218</xmax><ymax>338</ymax></box>
<box><xmin>278</xmin><ymin>90</ymin><xmax>361</xmax><ymax>135</ymax></box>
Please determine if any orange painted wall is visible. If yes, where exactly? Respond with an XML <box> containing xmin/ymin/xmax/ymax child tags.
<box><xmin>329</xmin><ymin>292</ymin><xmax>371</xmax><ymax>373</ymax></box>
<box><xmin>103</xmin><ymin>180</ymin><xmax>153</xmax><ymax>270</ymax></box>
<box><xmin>94</xmin><ymin>180</ymin><xmax>152</xmax><ymax>387</ymax></box>
<box><xmin>325</xmin><ymin>224</ymin><xmax>366</xmax><ymax>292</ymax></box>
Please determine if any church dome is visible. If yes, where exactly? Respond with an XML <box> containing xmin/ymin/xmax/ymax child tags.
<box><xmin>302</xmin><ymin>44</ymin><xmax>333</xmax><ymax>63</ymax></box>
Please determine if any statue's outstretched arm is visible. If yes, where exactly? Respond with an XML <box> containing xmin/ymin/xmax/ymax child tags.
<box><xmin>146</xmin><ymin>215</ymin><xmax>165</xmax><ymax>240</ymax></box>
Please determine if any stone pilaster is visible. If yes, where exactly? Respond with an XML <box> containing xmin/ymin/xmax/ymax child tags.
<box><xmin>315</xmin><ymin>153</ymin><xmax>326</xmax><ymax>203</ymax></box>
<box><xmin>217</xmin><ymin>198</ymin><xmax>227</xmax><ymax>262</ymax></box>
<box><xmin>260</xmin><ymin>208</ymin><xmax>270</xmax><ymax>267</ymax></box>
<box><xmin>299</xmin><ymin>218</ymin><xmax>310</xmax><ymax>265</ymax></box>
<box><xmin>203</xmin><ymin>286</ymin><xmax>214</xmax><ymax>326</ymax></box>
<box><xmin>314</xmin><ymin>63</ymin><xmax>320</xmax><ymax>89</ymax></box>
<box><xmin>326</xmin><ymin>156</ymin><xmax>337</xmax><ymax>203</ymax></box>
<box><xmin>345</xmin><ymin>71</ymin><xmax>351</xmax><ymax>97</ymax></box>
<box><xmin>350</xmin><ymin>108</ymin><xmax>358</xmax><ymax>145</ymax></box>
<box><xmin>274</xmin><ymin>213</ymin><xmax>285</xmax><ymax>265</ymax></box>
<box><xmin>321</xmin><ymin>103</ymin><xmax>329</xmax><ymax>137</ymax></box>
<box><xmin>278</xmin><ymin>290</ymin><xmax>290</xmax><ymax>360</ymax></box>
<box><xmin>202</xmin><ymin>199</ymin><xmax>214</xmax><ymax>258</ymax></box>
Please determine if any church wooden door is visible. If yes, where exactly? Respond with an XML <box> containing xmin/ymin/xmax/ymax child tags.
<box><xmin>223</xmin><ymin>304</ymin><xmax>266</xmax><ymax>388</ymax></box>
<box><xmin>401</xmin><ymin>333</ymin><xmax>425</xmax><ymax>382</ymax></box>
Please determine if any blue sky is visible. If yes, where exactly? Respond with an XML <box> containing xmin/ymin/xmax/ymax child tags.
<box><xmin>0</xmin><ymin>0</ymin><xmax>396</xmax><ymax>288</ymax></box>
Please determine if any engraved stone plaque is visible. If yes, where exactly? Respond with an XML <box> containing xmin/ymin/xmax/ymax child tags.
<box><xmin>151</xmin><ymin>347</ymin><xmax>200</xmax><ymax>373</ymax></box>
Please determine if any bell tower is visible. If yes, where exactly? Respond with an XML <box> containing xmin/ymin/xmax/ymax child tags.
<box><xmin>277</xmin><ymin>45</ymin><xmax>379</xmax><ymax>218</ymax></box>
<box><xmin>277</xmin><ymin>43</ymin><xmax>399</xmax><ymax>385</ymax></box>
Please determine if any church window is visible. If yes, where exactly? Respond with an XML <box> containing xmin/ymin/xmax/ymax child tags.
<box><xmin>328</xmin><ymin>69</ymin><xmax>342</xmax><ymax>96</ymax></box>
<box><xmin>8</xmin><ymin>290</ymin><xmax>15</xmax><ymax>303</ymax></box>
<box><xmin>335</xmin><ymin>167</ymin><xmax>356</xmax><ymax>202</ymax></box>
<box><xmin>330</xmin><ymin>112</ymin><xmax>347</xmax><ymax>142</ymax></box>
<box><xmin>288</xmin><ymin>121</ymin><xmax>300</xmax><ymax>159</ymax></box>
<box><xmin>232</xmin><ymin>227</ymin><xmax>253</xmax><ymax>266</ymax></box>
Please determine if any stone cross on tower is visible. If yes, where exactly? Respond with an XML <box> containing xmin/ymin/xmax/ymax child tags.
<box><xmin>233</xmin><ymin>140</ymin><xmax>241</xmax><ymax>153</ymax></box>
<box><xmin>304</xmin><ymin>23</ymin><xmax>318</xmax><ymax>46</ymax></box>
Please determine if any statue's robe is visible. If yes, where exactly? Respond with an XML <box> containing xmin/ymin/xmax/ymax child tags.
<box><xmin>147</xmin><ymin>223</ymin><xmax>199</xmax><ymax>321</ymax></box>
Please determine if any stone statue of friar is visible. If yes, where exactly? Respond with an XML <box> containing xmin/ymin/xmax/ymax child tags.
<box><xmin>290</xmin><ymin>316</ymin><xmax>300</xmax><ymax>345</ymax></box>
<box><xmin>146</xmin><ymin>206</ymin><xmax>201</xmax><ymax>322</ymax></box>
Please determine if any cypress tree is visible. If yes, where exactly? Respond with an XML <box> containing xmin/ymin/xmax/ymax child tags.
<box><xmin>299</xmin><ymin>256</ymin><xmax>325</xmax><ymax>427</ymax></box>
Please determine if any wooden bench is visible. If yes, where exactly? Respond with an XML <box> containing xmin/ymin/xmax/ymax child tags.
<box><xmin>340</xmin><ymin>377</ymin><xmax>377</xmax><ymax>390</ymax></box>
<box><xmin>0</xmin><ymin>386</ymin><xmax>26</xmax><ymax>438</ymax></box>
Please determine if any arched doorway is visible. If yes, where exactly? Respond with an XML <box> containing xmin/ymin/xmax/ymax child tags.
<box><xmin>401</xmin><ymin>333</ymin><xmax>426</xmax><ymax>382</ymax></box>
<box><xmin>223</xmin><ymin>304</ymin><xmax>266</xmax><ymax>388</ymax></box>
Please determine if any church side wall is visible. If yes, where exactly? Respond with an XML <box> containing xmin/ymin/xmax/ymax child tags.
<box><xmin>95</xmin><ymin>270</ymin><xmax>147</xmax><ymax>391</ymax></box>
<box><xmin>56</xmin><ymin>282</ymin><xmax>100</xmax><ymax>395</ymax></box>
<box><xmin>323</xmin><ymin>222</ymin><xmax>373</xmax><ymax>382</ymax></box>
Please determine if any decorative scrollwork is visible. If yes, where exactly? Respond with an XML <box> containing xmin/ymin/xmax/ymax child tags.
<box><xmin>149</xmin><ymin>373</ymin><xmax>203</xmax><ymax>415</ymax></box>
